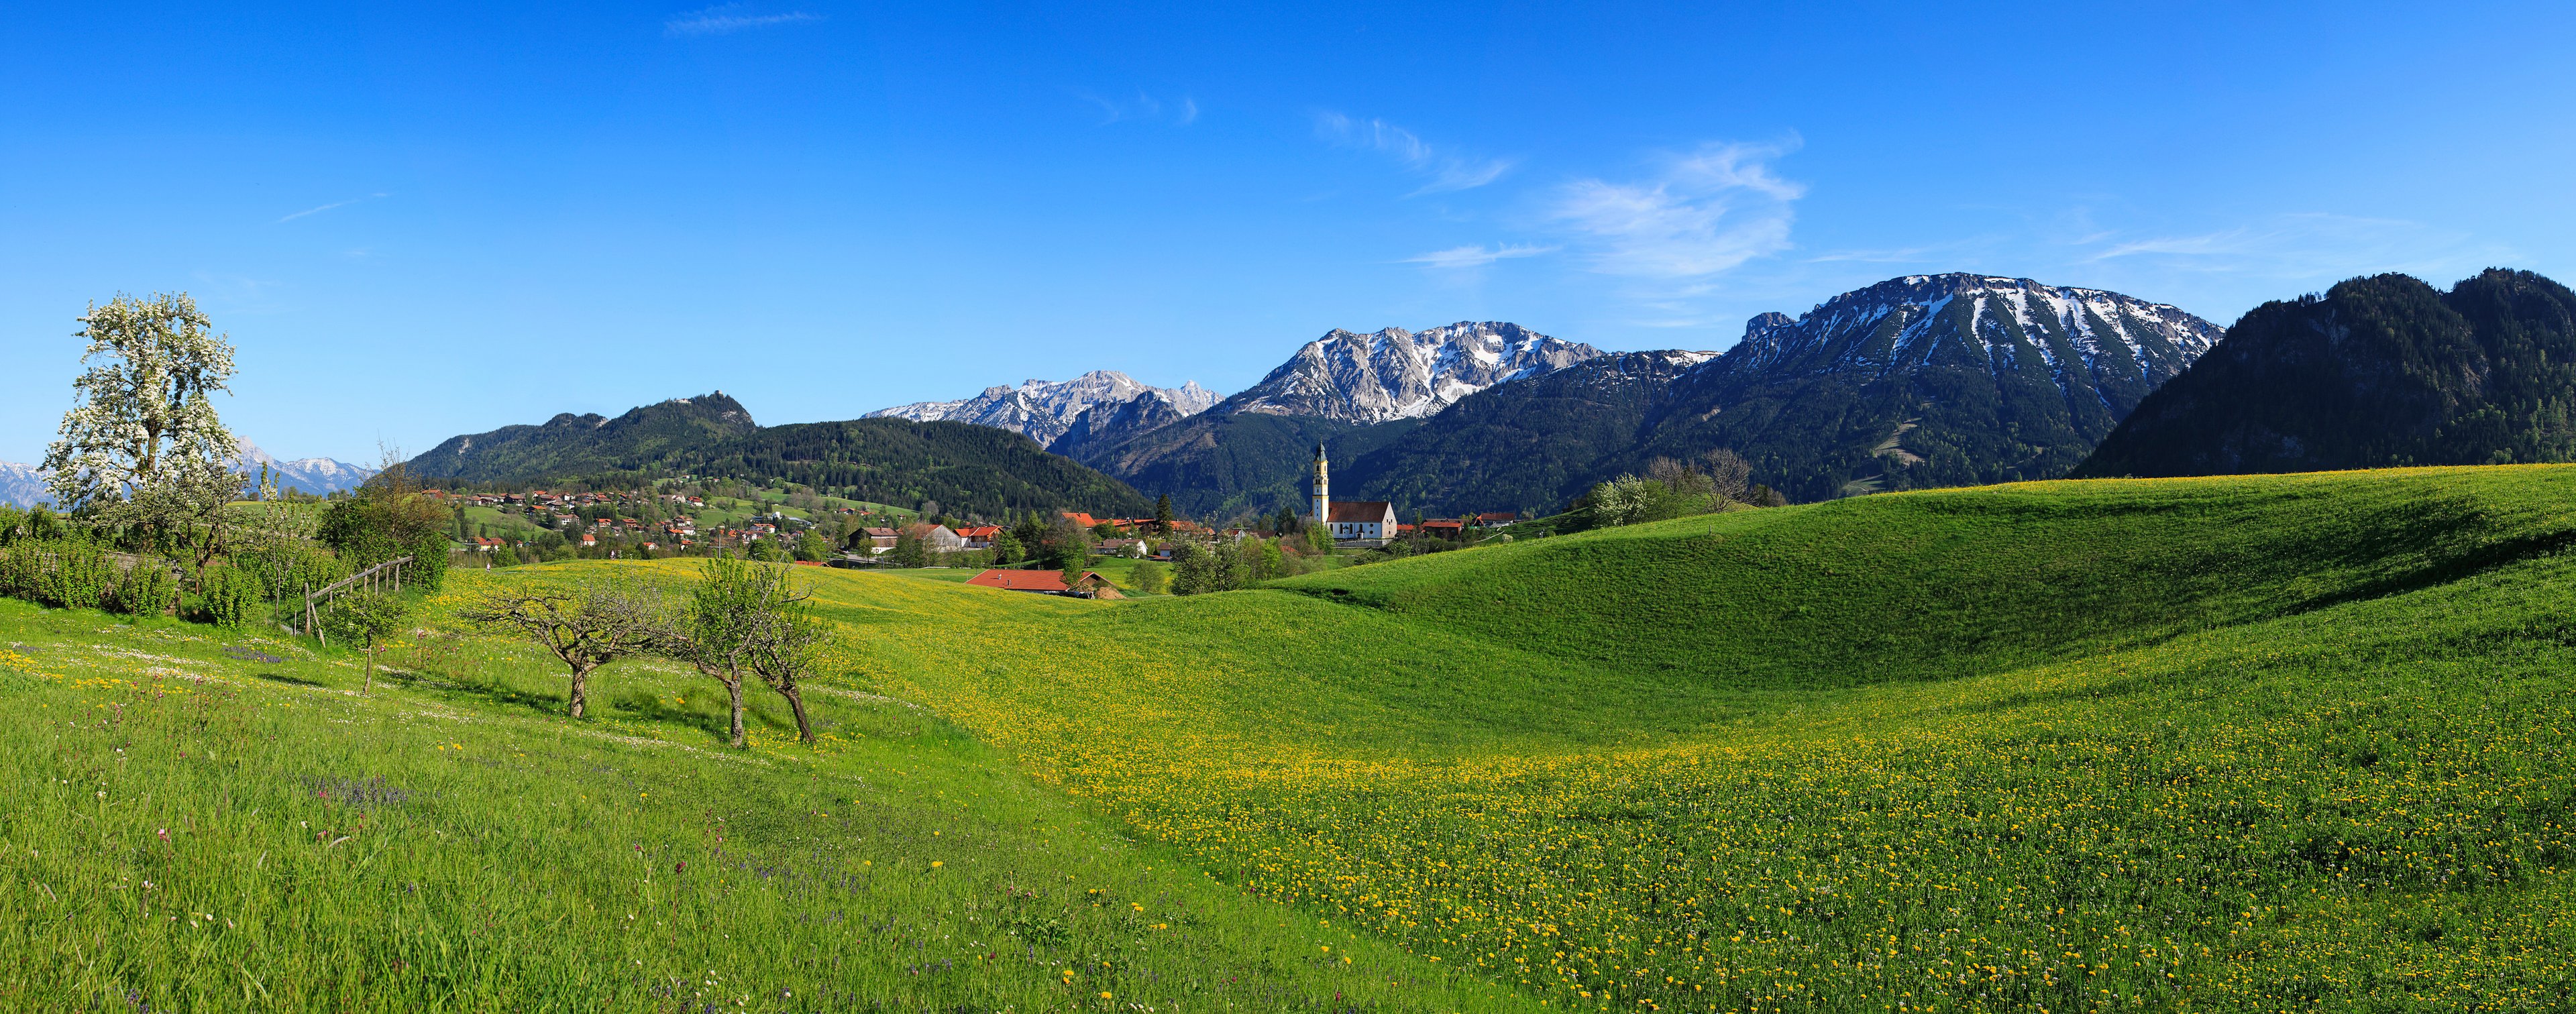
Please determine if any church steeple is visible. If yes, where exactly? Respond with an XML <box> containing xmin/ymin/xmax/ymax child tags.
<box><xmin>1310</xmin><ymin>443</ymin><xmax>1330</xmax><ymax>522</ymax></box>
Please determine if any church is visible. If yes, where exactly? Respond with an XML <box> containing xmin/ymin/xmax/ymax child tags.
<box><xmin>1308</xmin><ymin>443</ymin><xmax>1397</xmax><ymax>546</ymax></box>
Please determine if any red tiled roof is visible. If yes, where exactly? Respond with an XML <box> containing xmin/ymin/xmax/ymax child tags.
<box><xmin>1061</xmin><ymin>512</ymin><xmax>1102</xmax><ymax>528</ymax></box>
<box><xmin>954</xmin><ymin>525</ymin><xmax>1002</xmax><ymax>538</ymax></box>
<box><xmin>1476</xmin><ymin>511</ymin><xmax>1519</xmax><ymax>522</ymax></box>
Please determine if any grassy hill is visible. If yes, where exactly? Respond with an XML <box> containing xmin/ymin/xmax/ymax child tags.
<box><xmin>854</xmin><ymin>465</ymin><xmax>2576</xmax><ymax>1009</ymax></box>
<box><xmin>0</xmin><ymin>568</ymin><xmax>1529</xmax><ymax>1011</ymax></box>
<box><xmin>11</xmin><ymin>465</ymin><xmax>2576</xmax><ymax>1009</ymax></box>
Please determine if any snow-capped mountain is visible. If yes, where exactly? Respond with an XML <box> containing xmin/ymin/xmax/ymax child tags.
<box><xmin>867</xmin><ymin>371</ymin><xmax>1219</xmax><ymax>449</ymax></box>
<box><xmin>237</xmin><ymin>441</ymin><xmax>378</xmax><ymax>496</ymax></box>
<box><xmin>0</xmin><ymin>441</ymin><xmax>375</xmax><ymax>506</ymax></box>
<box><xmin>1719</xmin><ymin>274</ymin><xmax>2220</xmax><ymax>386</ymax></box>
<box><xmin>1220</xmin><ymin>321</ymin><xmax>1605</xmax><ymax>424</ymax></box>
<box><xmin>1652</xmin><ymin>273</ymin><xmax>2224</xmax><ymax>500</ymax></box>
<box><xmin>0</xmin><ymin>461</ymin><xmax>48</xmax><ymax>507</ymax></box>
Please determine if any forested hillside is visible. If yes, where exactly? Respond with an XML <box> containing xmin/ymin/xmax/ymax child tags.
<box><xmin>2076</xmin><ymin>268</ymin><xmax>2576</xmax><ymax>477</ymax></box>
<box><xmin>1072</xmin><ymin>410</ymin><xmax>1419</xmax><ymax>518</ymax></box>
<box><xmin>684</xmin><ymin>418</ymin><xmax>1153</xmax><ymax>518</ymax></box>
<box><xmin>1335</xmin><ymin>351</ymin><xmax>1713</xmax><ymax>517</ymax></box>
<box><xmin>407</xmin><ymin>392</ymin><xmax>1151</xmax><ymax>517</ymax></box>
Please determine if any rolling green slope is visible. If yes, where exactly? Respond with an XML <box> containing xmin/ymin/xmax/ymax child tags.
<box><xmin>855</xmin><ymin>465</ymin><xmax>2576</xmax><ymax>1010</ymax></box>
<box><xmin>19</xmin><ymin>466</ymin><xmax>2576</xmax><ymax>1010</ymax></box>
<box><xmin>0</xmin><ymin>567</ymin><xmax>1529</xmax><ymax>1013</ymax></box>
<box><xmin>1271</xmin><ymin>465</ymin><xmax>2576</xmax><ymax>690</ymax></box>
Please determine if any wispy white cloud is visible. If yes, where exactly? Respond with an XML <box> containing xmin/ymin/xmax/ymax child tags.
<box><xmin>1403</xmin><ymin>243</ymin><xmax>1556</xmax><ymax>270</ymax></box>
<box><xmin>664</xmin><ymin>3</ymin><xmax>819</xmax><ymax>37</ymax></box>
<box><xmin>1546</xmin><ymin>140</ymin><xmax>1805</xmax><ymax>278</ymax></box>
<box><xmin>1073</xmin><ymin>91</ymin><xmax>1200</xmax><ymax>126</ymax></box>
<box><xmin>2076</xmin><ymin>212</ymin><xmax>2512</xmax><ymax>280</ymax></box>
<box><xmin>1314</xmin><ymin>111</ymin><xmax>1515</xmax><ymax>196</ymax></box>
<box><xmin>278</xmin><ymin>192</ymin><xmax>388</xmax><ymax>223</ymax></box>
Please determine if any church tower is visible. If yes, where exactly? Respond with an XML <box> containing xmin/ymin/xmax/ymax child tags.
<box><xmin>1310</xmin><ymin>443</ymin><xmax>1330</xmax><ymax>523</ymax></box>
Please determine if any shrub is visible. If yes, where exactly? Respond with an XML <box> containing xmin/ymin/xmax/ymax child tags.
<box><xmin>37</xmin><ymin>540</ymin><xmax>111</xmax><ymax>611</ymax></box>
<box><xmin>199</xmin><ymin>565</ymin><xmax>261</xmax><ymax>628</ymax></box>
<box><xmin>107</xmin><ymin>559</ymin><xmax>174</xmax><ymax>617</ymax></box>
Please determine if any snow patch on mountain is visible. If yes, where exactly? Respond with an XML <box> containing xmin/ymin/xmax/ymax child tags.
<box><xmin>237</xmin><ymin>441</ymin><xmax>379</xmax><ymax>496</ymax></box>
<box><xmin>1723</xmin><ymin>274</ymin><xmax>2220</xmax><ymax>394</ymax></box>
<box><xmin>0</xmin><ymin>442</ymin><xmax>375</xmax><ymax>506</ymax></box>
<box><xmin>867</xmin><ymin>371</ymin><xmax>1218</xmax><ymax>447</ymax></box>
<box><xmin>1222</xmin><ymin>321</ymin><xmax>1605</xmax><ymax>424</ymax></box>
<box><xmin>0</xmin><ymin>461</ymin><xmax>48</xmax><ymax>507</ymax></box>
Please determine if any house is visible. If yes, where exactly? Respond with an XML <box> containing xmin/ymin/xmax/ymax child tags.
<box><xmin>926</xmin><ymin>525</ymin><xmax>965</xmax><ymax>552</ymax></box>
<box><xmin>468</xmin><ymin>537</ymin><xmax>506</xmax><ymax>553</ymax></box>
<box><xmin>1420</xmin><ymin>519</ymin><xmax>1466</xmax><ymax>537</ymax></box>
<box><xmin>579</xmin><ymin>534</ymin><xmax>598</xmax><ymax>548</ymax></box>
<box><xmin>858</xmin><ymin>526</ymin><xmax>898</xmax><ymax>555</ymax></box>
<box><xmin>1061</xmin><ymin>512</ymin><xmax>1104</xmax><ymax>529</ymax></box>
<box><xmin>965</xmin><ymin>569</ymin><xmax>1125</xmax><ymax>600</ymax></box>
<box><xmin>953</xmin><ymin>524</ymin><xmax>1001</xmax><ymax>550</ymax></box>
<box><xmin>1475</xmin><ymin>511</ymin><xmax>1519</xmax><ymax>527</ymax></box>
<box><xmin>1326</xmin><ymin>501</ymin><xmax>1397</xmax><ymax>545</ymax></box>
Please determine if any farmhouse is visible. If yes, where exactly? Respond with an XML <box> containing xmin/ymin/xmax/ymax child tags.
<box><xmin>965</xmin><ymin>569</ymin><xmax>1125</xmax><ymax>600</ymax></box>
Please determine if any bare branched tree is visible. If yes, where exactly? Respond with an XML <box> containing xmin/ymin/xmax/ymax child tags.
<box><xmin>1703</xmin><ymin>449</ymin><xmax>1753</xmax><ymax>504</ymax></box>
<box><xmin>460</xmin><ymin>579</ymin><xmax>675</xmax><ymax>718</ymax></box>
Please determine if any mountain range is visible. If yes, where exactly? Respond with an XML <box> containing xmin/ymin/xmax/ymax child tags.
<box><xmin>1043</xmin><ymin>322</ymin><xmax>1606</xmax><ymax>515</ymax></box>
<box><xmin>867</xmin><ymin>372</ymin><xmax>1220</xmax><ymax>450</ymax></box>
<box><xmin>395</xmin><ymin>278</ymin><xmax>2230</xmax><ymax>519</ymax></box>
<box><xmin>403</xmin><ymin>392</ymin><xmax>1152</xmax><ymax>518</ymax></box>
<box><xmin>0</xmin><ymin>443</ymin><xmax>376</xmax><ymax>507</ymax></box>
<box><xmin>2076</xmin><ymin>268</ymin><xmax>2576</xmax><ymax>477</ymax></box>
<box><xmin>237</xmin><ymin>441</ymin><xmax>378</xmax><ymax>496</ymax></box>
<box><xmin>1063</xmin><ymin>276</ymin><xmax>2219</xmax><ymax>516</ymax></box>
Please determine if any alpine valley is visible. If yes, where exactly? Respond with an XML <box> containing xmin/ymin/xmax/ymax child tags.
<box><xmin>1059</xmin><ymin>275</ymin><xmax>2221</xmax><ymax>516</ymax></box>
<box><xmin>394</xmin><ymin>275</ymin><xmax>2239</xmax><ymax>519</ymax></box>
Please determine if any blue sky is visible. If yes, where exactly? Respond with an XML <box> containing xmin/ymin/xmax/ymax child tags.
<box><xmin>4</xmin><ymin>1</ymin><xmax>2570</xmax><ymax>464</ymax></box>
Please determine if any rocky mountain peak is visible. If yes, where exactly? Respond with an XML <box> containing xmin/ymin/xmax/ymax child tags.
<box><xmin>1721</xmin><ymin>274</ymin><xmax>2221</xmax><ymax>384</ymax></box>
<box><xmin>1220</xmin><ymin>321</ymin><xmax>1604</xmax><ymax>424</ymax></box>
<box><xmin>867</xmin><ymin>370</ymin><xmax>1218</xmax><ymax>449</ymax></box>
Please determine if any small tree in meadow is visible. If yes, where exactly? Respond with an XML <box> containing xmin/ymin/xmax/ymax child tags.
<box><xmin>743</xmin><ymin>586</ymin><xmax>826</xmax><ymax>745</ymax></box>
<box><xmin>322</xmin><ymin>587</ymin><xmax>411</xmax><ymax>695</ymax></box>
<box><xmin>676</xmin><ymin>555</ymin><xmax>814</xmax><ymax>748</ymax></box>
<box><xmin>460</xmin><ymin>579</ymin><xmax>674</xmax><ymax>719</ymax></box>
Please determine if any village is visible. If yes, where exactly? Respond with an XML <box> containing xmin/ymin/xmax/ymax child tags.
<box><xmin>419</xmin><ymin>449</ymin><xmax>1520</xmax><ymax>598</ymax></box>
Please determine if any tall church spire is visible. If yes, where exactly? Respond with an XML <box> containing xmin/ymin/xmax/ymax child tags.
<box><xmin>1310</xmin><ymin>443</ymin><xmax>1330</xmax><ymax>523</ymax></box>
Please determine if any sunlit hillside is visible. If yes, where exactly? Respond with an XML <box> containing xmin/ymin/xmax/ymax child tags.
<box><xmin>851</xmin><ymin>465</ymin><xmax>2576</xmax><ymax>1010</ymax></box>
<box><xmin>12</xmin><ymin>466</ymin><xmax>2576</xmax><ymax>1009</ymax></box>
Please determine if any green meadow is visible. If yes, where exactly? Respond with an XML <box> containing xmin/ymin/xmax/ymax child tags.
<box><xmin>10</xmin><ymin>465</ymin><xmax>2576</xmax><ymax>1009</ymax></box>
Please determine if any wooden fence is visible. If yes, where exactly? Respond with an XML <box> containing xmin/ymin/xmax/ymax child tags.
<box><xmin>303</xmin><ymin>555</ymin><xmax>411</xmax><ymax>641</ymax></box>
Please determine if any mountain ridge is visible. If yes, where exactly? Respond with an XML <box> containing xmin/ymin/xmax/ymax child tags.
<box><xmin>867</xmin><ymin>371</ymin><xmax>1218</xmax><ymax>449</ymax></box>
<box><xmin>2074</xmin><ymin>268</ymin><xmax>2576</xmax><ymax>477</ymax></box>
<box><xmin>402</xmin><ymin>392</ymin><xmax>1150</xmax><ymax>516</ymax></box>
